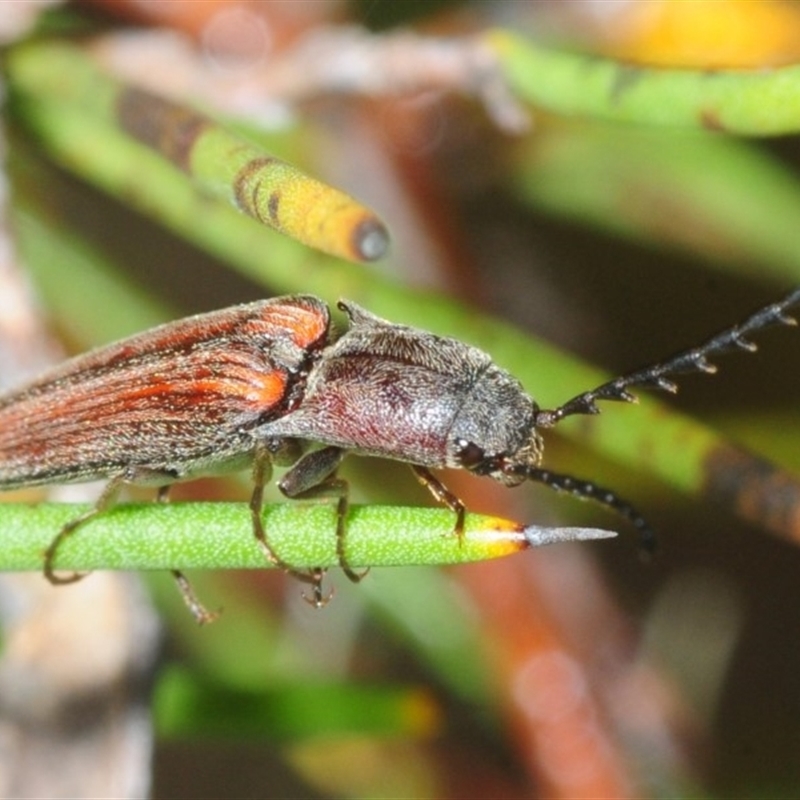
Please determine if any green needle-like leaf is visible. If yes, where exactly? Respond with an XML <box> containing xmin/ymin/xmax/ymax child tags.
<box><xmin>489</xmin><ymin>29</ymin><xmax>800</xmax><ymax>136</ymax></box>
<box><xmin>0</xmin><ymin>501</ymin><xmax>613</xmax><ymax>573</ymax></box>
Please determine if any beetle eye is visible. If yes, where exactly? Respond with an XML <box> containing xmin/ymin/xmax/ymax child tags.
<box><xmin>456</xmin><ymin>441</ymin><xmax>485</xmax><ymax>470</ymax></box>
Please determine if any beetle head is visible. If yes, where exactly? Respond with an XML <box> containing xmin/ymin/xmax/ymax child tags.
<box><xmin>446</xmin><ymin>364</ymin><xmax>543</xmax><ymax>486</ymax></box>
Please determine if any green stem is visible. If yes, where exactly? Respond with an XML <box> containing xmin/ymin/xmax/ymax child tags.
<box><xmin>489</xmin><ymin>29</ymin><xmax>800</xmax><ymax>136</ymax></box>
<box><xmin>516</xmin><ymin>121</ymin><xmax>800</xmax><ymax>286</ymax></box>
<box><xmin>0</xmin><ymin>501</ymin><xmax>612</xmax><ymax>573</ymax></box>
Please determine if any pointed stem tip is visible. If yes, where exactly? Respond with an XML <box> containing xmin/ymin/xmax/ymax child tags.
<box><xmin>523</xmin><ymin>525</ymin><xmax>618</xmax><ymax>547</ymax></box>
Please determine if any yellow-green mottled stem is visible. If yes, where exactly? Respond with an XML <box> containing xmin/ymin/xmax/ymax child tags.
<box><xmin>7</xmin><ymin>40</ymin><xmax>388</xmax><ymax>262</ymax></box>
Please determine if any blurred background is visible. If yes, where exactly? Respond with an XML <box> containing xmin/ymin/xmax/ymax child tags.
<box><xmin>2</xmin><ymin>1</ymin><xmax>800</xmax><ymax>797</ymax></box>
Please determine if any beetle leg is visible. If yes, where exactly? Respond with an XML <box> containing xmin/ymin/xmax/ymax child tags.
<box><xmin>170</xmin><ymin>570</ymin><xmax>220</xmax><ymax>625</ymax></box>
<box><xmin>43</xmin><ymin>475</ymin><xmax>125</xmax><ymax>585</ymax></box>
<box><xmin>279</xmin><ymin>446</ymin><xmax>367</xmax><ymax>589</ymax></box>
<box><xmin>250</xmin><ymin>445</ymin><xmax>335</xmax><ymax>605</ymax></box>
<box><xmin>45</xmin><ymin>477</ymin><xmax>221</xmax><ymax>623</ymax></box>
<box><xmin>153</xmin><ymin>485</ymin><xmax>220</xmax><ymax>624</ymax></box>
<box><xmin>278</xmin><ymin>445</ymin><xmax>346</xmax><ymax>497</ymax></box>
<box><xmin>411</xmin><ymin>465</ymin><xmax>466</xmax><ymax>540</ymax></box>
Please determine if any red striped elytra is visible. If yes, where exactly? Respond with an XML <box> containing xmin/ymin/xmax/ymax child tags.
<box><xmin>1</xmin><ymin>290</ymin><xmax>798</xmax><ymax>621</ymax></box>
